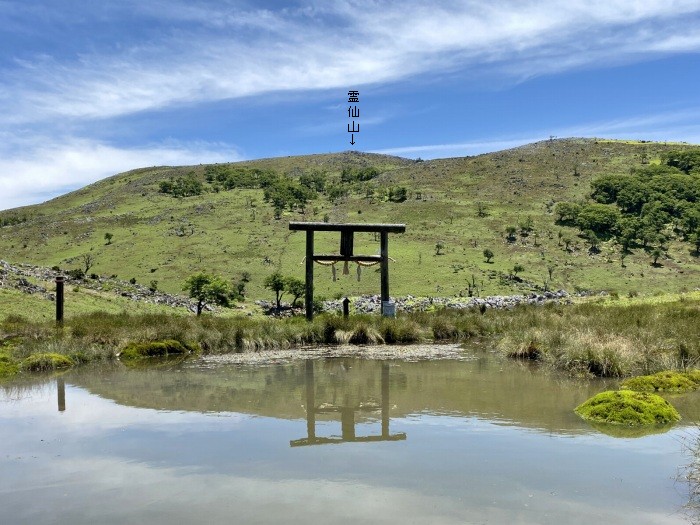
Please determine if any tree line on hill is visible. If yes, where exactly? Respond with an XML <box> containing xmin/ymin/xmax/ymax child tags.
<box><xmin>0</xmin><ymin>213</ymin><xmax>28</xmax><ymax>228</ymax></box>
<box><xmin>554</xmin><ymin>150</ymin><xmax>700</xmax><ymax>255</ymax></box>
<box><xmin>157</xmin><ymin>164</ymin><xmax>409</xmax><ymax>217</ymax></box>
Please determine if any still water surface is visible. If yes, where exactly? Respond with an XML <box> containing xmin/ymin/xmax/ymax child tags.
<box><xmin>1</xmin><ymin>346</ymin><xmax>698</xmax><ymax>524</ymax></box>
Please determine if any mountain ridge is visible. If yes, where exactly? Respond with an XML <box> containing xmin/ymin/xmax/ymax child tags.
<box><xmin>1</xmin><ymin>137</ymin><xmax>698</xmax><ymax>302</ymax></box>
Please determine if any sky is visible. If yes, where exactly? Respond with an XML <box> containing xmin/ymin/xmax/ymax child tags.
<box><xmin>1</xmin><ymin>0</ymin><xmax>700</xmax><ymax>211</ymax></box>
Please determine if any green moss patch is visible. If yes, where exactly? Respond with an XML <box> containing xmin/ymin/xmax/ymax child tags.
<box><xmin>0</xmin><ymin>351</ymin><xmax>19</xmax><ymax>378</ymax></box>
<box><xmin>119</xmin><ymin>339</ymin><xmax>200</xmax><ymax>360</ymax></box>
<box><xmin>620</xmin><ymin>370</ymin><xmax>699</xmax><ymax>393</ymax></box>
<box><xmin>575</xmin><ymin>390</ymin><xmax>681</xmax><ymax>426</ymax></box>
<box><xmin>684</xmin><ymin>369</ymin><xmax>700</xmax><ymax>384</ymax></box>
<box><xmin>21</xmin><ymin>353</ymin><xmax>74</xmax><ymax>372</ymax></box>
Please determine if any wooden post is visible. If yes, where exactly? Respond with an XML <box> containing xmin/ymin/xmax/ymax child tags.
<box><xmin>57</xmin><ymin>378</ymin><xmax>66</xmax><ymax>412</ymax></box>
<box><xmin>55</xmin><ymin>276</ymin><xmax>64</xmax><ymax>325</ymax></box>
<box><xmin>305</xmin><ymin>230</ymin><xmax>314</xmax><ymax>321</ymax></box>
<box><xmin>305</xmin><ymin>360</ymin><xmax>315</xmax><ymax>441</ymax></box>
<box><xmin>381</xmin><ymin>362</ymin><xmax>389</xmax><ymax>437</ymax></box>
<box><xmin>341</xmin><ymin>407</ymin><xmax>356</xmax><ymax>441</ymax></box>
<box><xmin>380</xmin><ymin>231</ymin><xmax>389</xmax><ymax>315</ymax></box>
<box><xmin>342</xmin><ymin>297</ymin><xmax>350</xmax><ymax>318</ymax></box>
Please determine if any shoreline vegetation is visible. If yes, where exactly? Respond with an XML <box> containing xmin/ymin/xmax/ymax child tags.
<box><xmin>1</xmin><ymin>291</ymin><xmax>698</xmax><ymax>381</ymax></box>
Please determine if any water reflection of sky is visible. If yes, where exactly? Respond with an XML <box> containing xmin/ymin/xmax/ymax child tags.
<box><xmin>1</xmin><ymin>380</ymin><xmax>694</xmax><ymax>525</ymax></box>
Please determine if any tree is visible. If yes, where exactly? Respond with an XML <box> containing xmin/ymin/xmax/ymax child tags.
<box><xmin>483</xmin><ymin>248</ymin><xmax>494</xmax><ymax>263</ymax></box>
<box><xmin>184</xmin><ymin>273</ymin><xmax>229</xmax><ymax>316</ymax></box>
<box><xmin>588</xmin><ymin>234</ymin><xmax>600</xmax><ymax>254</ymax></box>
<box><xmin>519</xmin><ymin>216</ymin><xmax>534</xmax><ymax>236</ymax></box>
<box><xmin>264</xmin><ymin>272</ymin><xmax>286</xmax><ymax>309</ymax></box>
<box><xmin>512</xmin><ymin>264</ymin><xmax>524</xmax><ymax>278</ymax></box>
<box><xmin>651</xmin><ymin>247</ymin><xmax>664</xmax><ymax>266</ymax></box>
<box><xmin>575</xmin><ymin>203</ymin><xmax>620</xmax><ymax>235</ymax></box>
<box><xmin>435</xmin><ymin>241</ymin><xmax>445</xmax><ymax>255</ymax></box>
<box><xmin>554</xmin><ymin>202</ymin><xmax>581</xmax><ymax>223</ymax></box>
<box><xmin>691</xmin><ymin>231</ymin><xmax>700</xmax><ymax>254</ymax></box>
<box><xmin>285</xmin><ymin>277</ymin><xmax>305</xmax><ymax>307</ymax></box>
<box><xmin>80</xmin><ymin>253</ymin><xmax>95</xmax><ymax>274</ymax></box>
<box><xmin>104</xmin><ymin>232</ymin><xmax>113</xmax><ymax>245</ymax></box>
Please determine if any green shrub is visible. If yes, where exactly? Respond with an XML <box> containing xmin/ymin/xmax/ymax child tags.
<box><xmin>66</xmin><ymin>268</ymin><xmax>85</xmax><ymax>280</ymax></box>
<box><xmin>575</xmin><ymin>390</ymin><xmax>680</xmax><ymax>426</ymax></box>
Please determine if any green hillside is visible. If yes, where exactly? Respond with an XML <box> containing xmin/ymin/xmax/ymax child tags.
<box><xmin>1</xmin><ymin>138</ymin><xmax>699</xmax><ymax>303</ymax></box>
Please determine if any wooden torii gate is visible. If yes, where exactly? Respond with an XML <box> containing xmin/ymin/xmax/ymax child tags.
<box><xmin>288</xmin><ymin>222</ymin><xmax>406</xmax><ymax>320</ymax></box>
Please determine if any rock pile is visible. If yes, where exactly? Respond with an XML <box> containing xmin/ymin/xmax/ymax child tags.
<box><xmin>256</xmin><ymin>290</ymin><xmax>572</xmax><ymax>315</ymax></box>
<box><xmin>0</xmin><ymin>259</ymin><xmax>204</xmax><ymax>313</ymax></box>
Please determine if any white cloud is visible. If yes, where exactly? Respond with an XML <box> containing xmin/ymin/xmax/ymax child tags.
<box><xmin>3</xmin><ymin>1</ymin><xmax>700</xmax><ymax>124</ymax></box>
<box><xmin>373</xmin><ymin>137</ymin><xmax>543</xmax><ymax>158</ymax></box>
<box><xmin>0</xmin><ymin>137</ymin><xmax>238</xmax><ymax>210</ymax></box>
<box><xmin>2</xmin><ymin>1</ymin><xmax>700</xmax><ymax>209</ymax></box>
<box><xmin>373</xmin><ymin>108</ymin><xmax>700</xmax><ymax>159</ymax></box>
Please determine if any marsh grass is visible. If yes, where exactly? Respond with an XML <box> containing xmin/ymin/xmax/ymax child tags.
<box><xmin>0</xmin><ymin>295</ymin><xmax>697</xmax><ymax>379</ymax></box>
<box><xmin>495</xmin><ymin>299</ymin><xmax>700</xmax><ymax>377</ymax></box>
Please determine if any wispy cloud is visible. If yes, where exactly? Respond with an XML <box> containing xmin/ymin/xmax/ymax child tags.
<box><xmin>373</xmin><ymin>108</ymin><xmax>700</xmax><ymax>159</ymax></box>
<box><xmin>2</xmin><ymin>1</ymin><xmax>700</xmax><ymax>209</ymax></box>
<box><xmin>0</xmin><ymin>137</ymin><xmax>238</xmax><ymax>210</ymax></box>
<box><xmin>3</xmin><ymin>1</ymin><xmax>700</xmax><ymax>124</ymax></box>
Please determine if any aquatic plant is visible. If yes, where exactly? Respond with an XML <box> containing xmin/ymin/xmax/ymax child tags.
<box><xmin>574</xmin><ymin>390</ymin><xmax>681</xmax><ymax>426</ymax></box>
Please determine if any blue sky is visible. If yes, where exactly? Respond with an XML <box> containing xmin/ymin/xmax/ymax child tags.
<box><xmin>1</xmin><ymin>1</ymin><xmax>700</xmax><ymax>210</ymax></box>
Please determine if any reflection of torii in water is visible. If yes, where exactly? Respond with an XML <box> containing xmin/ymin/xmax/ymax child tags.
<box><xmin>290</xmin><ymin>360</ymin><xmax>406</xmax><ymax>447</ymax></box>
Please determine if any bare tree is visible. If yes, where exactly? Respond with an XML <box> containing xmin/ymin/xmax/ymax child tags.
<box><xmin>80</xmin><ymin>253</ymin><xmax>95</xmax><ymax>274</ymax></box>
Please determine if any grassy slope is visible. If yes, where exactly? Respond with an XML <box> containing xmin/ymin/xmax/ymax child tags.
<box><xmin>1</xmin><ymin>138</ymin><xmax>699</xmax><ymax>305</ymax></box>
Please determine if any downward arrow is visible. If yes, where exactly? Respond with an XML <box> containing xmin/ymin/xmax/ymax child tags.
<box><xmin>350</xmin><ymin>134</ymin><xmax>355</xmax><ymax>145</ymax></box>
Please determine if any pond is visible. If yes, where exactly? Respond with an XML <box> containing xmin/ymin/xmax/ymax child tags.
<box><xmin>1</xmin><ymin>344</ymin><xmax>698</xmax><ymax>524</ymax></box>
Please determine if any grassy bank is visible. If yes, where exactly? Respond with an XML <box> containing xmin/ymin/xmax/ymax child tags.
<box><xmin>496</xmin><ymin>293</ymin><xmax>700</xmax><ymax>377</ymax></box>
<box><xmin>1</xmin><ymin>292</ymin><xmax>698</xmax><ymax>380</ymax></box>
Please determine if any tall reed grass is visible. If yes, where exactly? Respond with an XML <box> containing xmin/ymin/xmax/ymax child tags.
<box><xmin>1</xmin><ymin>296</ymin><xmax>698</xmax><ymax>378</ymax></box>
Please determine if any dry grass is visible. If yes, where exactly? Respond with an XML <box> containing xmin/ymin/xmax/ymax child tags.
<box><xmin>0</xmin><ymin>293</ymin><xmax>697</xmax><ymax>380</ymax></box>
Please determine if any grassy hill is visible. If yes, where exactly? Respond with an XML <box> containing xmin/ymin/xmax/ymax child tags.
<box><xmin>1</xmin><ymin>138</ymin><xmax>699</xmax><ymax>305</ymax></box>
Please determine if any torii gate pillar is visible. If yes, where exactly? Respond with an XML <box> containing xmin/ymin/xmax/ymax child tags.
<box><xmin>289</xmin><ymin>222</ymin><xmax>406</xmax><ymax>320</ymax></box>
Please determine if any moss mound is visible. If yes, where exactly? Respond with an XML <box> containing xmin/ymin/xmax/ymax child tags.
<box><xmin>0</xmin><ymin>352</ymin><xmax>19</xmax><ymax>378</ymax></box>
<box><xmin>620</xmin><ymin>370</ymin><xmax>699</xmax><ymax>393</ymax></box>
<box><xmin>21</xmin><ymin>352</ymin><xmax>74</xmax><ymax>372</ymax></box>
<box><xmin>120</xmin><ymin>339</ymin><xmax>200</xmax><ymax>360</ymax></box>
<box><xmin>575</xmin><ymin>390</ymin><xmax>681</xmax><ymax>426</ymax></box>
<box><xmin>684</xmin><ymin>369</ymin><xmax>700</xmax><ymax>384</ymax></box>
